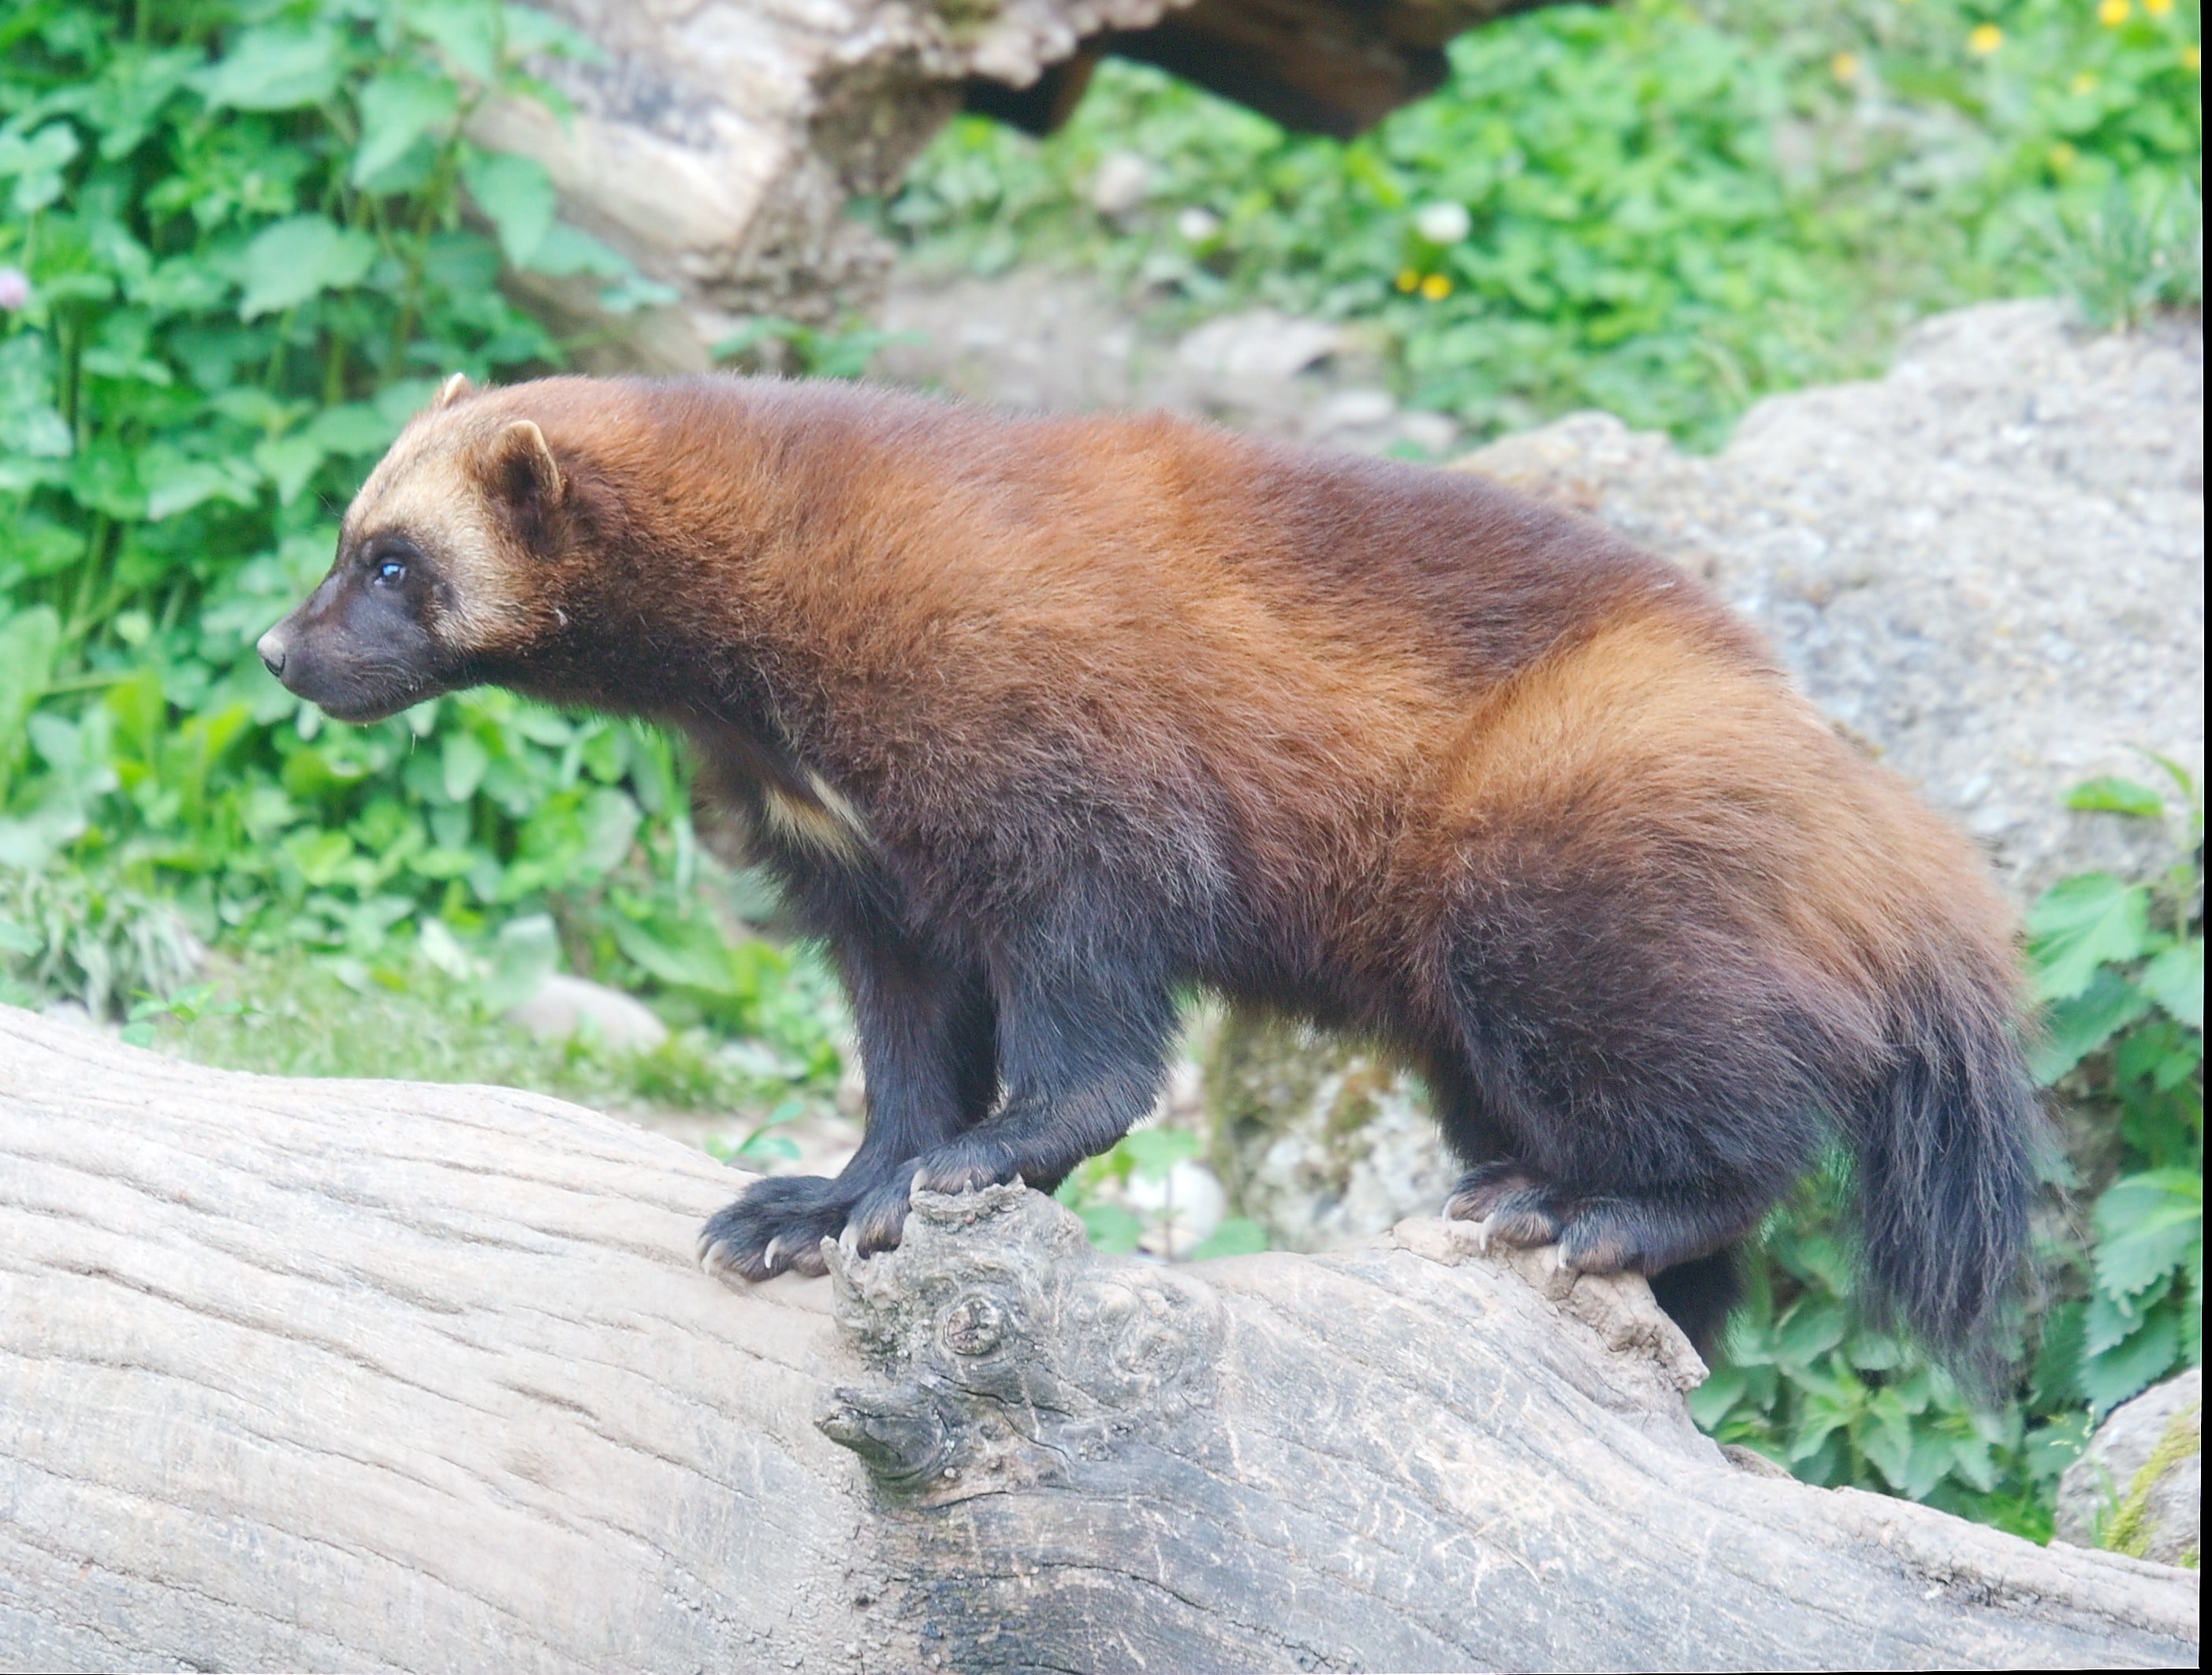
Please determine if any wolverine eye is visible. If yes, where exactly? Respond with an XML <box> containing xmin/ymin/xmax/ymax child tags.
<box><xmin>374</xmin><ymin>557</ymin><xmax>407</xmax><ymax>586</ymax></box>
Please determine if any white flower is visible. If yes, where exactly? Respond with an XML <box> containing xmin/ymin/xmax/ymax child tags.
<box><xmin>1176</xmin><ymin>207</ymin><xmax>1221</xmax><ymax>244</ymax></box>
<box><xmin>1414</xmin><ymin>202</ymin><xmax>1473</xmax><ymax>245</ymax></box>
<box><xmin>0</xmin><ymin>268</ymin><xmax>30</xmax><ymax>311</ymax></box>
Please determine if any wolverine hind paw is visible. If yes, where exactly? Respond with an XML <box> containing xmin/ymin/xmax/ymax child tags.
<box><xmin>1445</xmin><ymin>1162</ymin><xmax>1562</xmax><ymax>1251</ymax></box>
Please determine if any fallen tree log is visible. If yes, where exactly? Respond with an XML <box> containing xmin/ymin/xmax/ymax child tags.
<box><xmin>0</xmin><ymin>1005</ymin><xmax>2195</xmax><ymax>1672</ymax></box>
<box><xmin>483</xmin><ymin>1</ymin><xmax>1577</xmax><ymax>369</ymax></box>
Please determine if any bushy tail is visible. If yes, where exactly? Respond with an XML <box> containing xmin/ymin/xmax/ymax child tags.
<box><xmin>1846</xmin><ymin>967</ymin><xmax>2040</xmax><ymax>1383</ymax></box>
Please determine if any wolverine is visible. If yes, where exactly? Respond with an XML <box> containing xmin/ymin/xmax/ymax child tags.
<box><xmin>261</xmin><ymin>372</ymin><xmax>2038</xmax><ymax>1361</ymax></box>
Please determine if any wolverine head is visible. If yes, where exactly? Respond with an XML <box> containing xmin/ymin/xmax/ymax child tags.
<box><xmin>259</xmin><ymin>373</ymin><xmax>583</xmax><ymax>723</ymax></box>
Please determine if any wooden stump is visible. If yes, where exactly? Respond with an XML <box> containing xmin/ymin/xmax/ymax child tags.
<box><xmin>0</xmin><ymin>1006</ymin><xmax>2195</xmax><ymax>1671</ymax></box>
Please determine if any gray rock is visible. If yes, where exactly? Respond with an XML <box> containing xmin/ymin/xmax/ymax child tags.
<box><xmin>876</xmin><ymin>272</ymin><xmax>1465</xmax><ymax>459</ymax></box>
<box><xmin>1205</xmin><ymin>1014</ymin><xmax>1457</xmax><ymax>1250</ymax></box>
<box><xmin>505</xmin><ymin>973</ymin><xmax>669</xmax><ymax>1053</ymax></box>
<box><xmin>1175</xmin><ymin>307</ymin><xmax>1344</xmax><ymax>384</ymax></box>
<box><xmin>1460</xmin><ymin>301</ymin><xmax>2204</xmax><ymax>905</ymax></box>
<box><xmin>2055</xmin><ymin>1368</ymin><xmax>2201</xmax><ymax>1567</ymax></box>
<box><xmin>1088</xmin><ymin>151</ymin><xmax>1154</xmax><ymax>221</ymax></box>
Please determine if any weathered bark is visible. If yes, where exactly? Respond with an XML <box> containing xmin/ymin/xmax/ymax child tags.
<box><xmin>486</xmin><ymin>1</ymin><xmax>1577</xmax><ymax>368</ymax></box>
<box><xmin>0</xmin><ymin>1004</ymin><xmax>2195</xmax><ymax>1673</ymax></box>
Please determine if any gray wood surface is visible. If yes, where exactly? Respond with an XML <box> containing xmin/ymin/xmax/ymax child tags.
<box><xmin>0</xmin><ymin>1006</ymin><xmax>2195</xmax><ymax>1672</ymax></box>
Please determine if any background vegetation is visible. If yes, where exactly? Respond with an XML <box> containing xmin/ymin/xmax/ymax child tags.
<box><xmin>886</xmin><ymin>0</ymin><xmax>2203</xmax><ymax>447</ymax></box>
<box><xmin>0</xmin><ymin>0</ymin><xmax>2200</xmax><ymax>1547</ymax></box>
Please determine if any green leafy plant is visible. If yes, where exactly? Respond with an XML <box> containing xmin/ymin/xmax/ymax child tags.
<box><xmin>0</xmin><ymin>1</ymin><xmax>839</xmax><ymax>1104</ymax></box>
<box><xmin>883</xmin><ymin>0</ymin><xmax>2201</xmax><ymax>447</ymax></box>
<box><xmin>2028</xmin><ymin>763</ymin><xmax>2203</xmax><ymax>1418</ymax></box>
<box><xmin>711</xmin><ymin>315</ymin><xmax>922</xmax><ymax>381</ymax></box>
<box><xmin>1056</xmin><ymin>1124</ymin><xmax>1270</xmax><ymax>1261</ymax></box>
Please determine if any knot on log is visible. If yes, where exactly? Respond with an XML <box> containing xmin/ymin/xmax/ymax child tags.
<box><xmin>817</xmin><ymin>1182</ymin><xmax>1222</xmax><ymax>1500</ymax></box>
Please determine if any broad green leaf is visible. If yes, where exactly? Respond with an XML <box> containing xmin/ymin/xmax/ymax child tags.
<box><xmin>140</xmin><ymin>448</ymin><xmax>259</xmax><ymax>520</ymax></box>
<box><xmin>252</xmin><ymin>434</ymin><xmax>326</xmax><ymax>506</ymax></box>
<box><xmin>1947</xmin><ymin>1427</ymin><xmax>1998</xmax><ymax>1494</ymax></box>
<box><xmin>88</xmin><ymin>47</ymin><xmax>199</xmax><ymax>158</ymax></box>
<box><xmin>0</xmin><ymin>605</ymin><xmax>60</xmax><ymax>743</ymax></box>
<box><xmin>191</xmin><ymin>24</ymin><xmax>341</xmax><ymax>113</ymax></box>
<box><xmin>1077</xmin><ymin>1202</ymin><xmax>1145</xmax><ymax>1255</ymax></box>
<box><xmin>2030</xmin><ymin>966</ymin><xmax>2152</xmax><ymax>1085</ymax></box>
<box><xmin>481</xmin><ymin>912</ymin><xmax>558</xmax><ymax>1014</ymax></box>
<box><xmin>238</xmin><ymin>216</ymin><xmax>378</xmax><ymax>319</ymax></box>
<box><xmin>2080</xmin><ymin>1311</ymin><xmax>2181</xmax><ymax>1415</ymax></box>
<box><xmin>2138</xmin><ymin>938</ymin><xmax>2203</xmax><ymax>1029</ymax></box>
<box><xmin>305</xmin><ymin>402</ymin><xmax>402</xmax><ymax>456</ymax></box>
<box><xmin>2025</xmin><ymin>873</ymin><xmax>2154</xmax><ymax>1001</ymax></box>
<box><xmin>1860</xmin><ymin>1388</ymin><xmax>1919</xmax><ymax>1490</ymax></box>
<box><xmin>0</xmin><ymin>915</ymin><xmax>39</xmax><ymax>956</ymax></box>
<box><xmin>608</xmin><ymin>913</ymin><xmax>741</xmax><ymax>996</ymax></box>
<box><xmin>407</xmin><ymin>1</ymin><xmax>503</xmax><ymax>85</ymax></box>
<box><xmin>2065</xmin><ymin>776</ymin><xmax>2167</xmax><ymax>819</ymax></box>
<box><xmin>285</xmin><ymin>829</ymin><xmax>357</xmax><ymax>888</ymax></box>
<box><xmin>575</xmin><ymin>787</ymin><xmax>641</xmax><ymax>875</ymax></box>
<box><xmin>2084</xmin><ymin>1271</ymin><xmax>2173</xmax><ymax>1357</ymax></box>
<box><xmin>1118</xmin><ymin>1126</ymin><xmax>1201</xmax><ymax>1182</ymax></box>
<box><xmin>2091</xmin><ymin>1171</ymin><xmax>2203</xmax><ymax>1300</ymax></box>
<box><xmin>1187</xmin><ymin>1216</ymin><xmax>1268</xmax><ymax>1260</ymax></box>
<box><xmin>460</xmin><ymin>148</ymin><xmax>556</xmax><ymax>267</ymax></box>
<box><xmin>0</xmin><ymin>337</ymin><xmax>73</xmax><ymax>464</ymax></box>
<box><xmin>2022</xmin><ymin>1413</ymin><xmax>2095</xmax><ymax>1484</ymax></box>
<box><xmin>441</xmin><ymin>731</ymin><xmax>490</xmax><ymax>802</ymax></box>
<box><xmin>733</xmin><ymin>1131</ymin><xmax>801</xmax><ymax>1163</ymax></box>
<box><xmin>417</xmin><ymin>918</ymin><xmax>477</xmax><ymax>981</ymax></box>
<box><xmin>1683</xmin><ymin>1364</ymin><xmax>1748</xmax><ymax>1429</ymax></box>
<box><xmin>0</xmin><ymin>122</ymin><xmax>81</xmax><ymax>215</ymax></box>
<box><xmin>1770</xmin><ymin>1298</ymin><xmax>1846</xmax><ymax>1368</ymax></box>
<box><xmin>526</xmin><ymin>222</ymin><xmax>628</xmax><ymax>278</ymax></box>
<box><xmin>352</xmin><ymin>70</ymin><xmax>459</xmax><ymax>185</ymax></box>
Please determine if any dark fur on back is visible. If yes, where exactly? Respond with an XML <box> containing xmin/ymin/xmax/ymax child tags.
<box><xmin>263</xmin><ymin>374</ymin><xmax>2040</xmax><ymax>1367</ymax></box>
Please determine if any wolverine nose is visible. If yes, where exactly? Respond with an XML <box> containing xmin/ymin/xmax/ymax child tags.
<box><xmin>257</xmin><ymin>627</ymin><xmax>288</xmax><ymax>679</ymax></box>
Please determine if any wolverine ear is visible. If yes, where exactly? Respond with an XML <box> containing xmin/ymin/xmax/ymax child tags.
<box><xmin>434</xmin><ymin>371</ymin><xmax>474</xmax><ymax>411</ymax></box>
<box><xmin>490</xmin><ymin>419</ymin><xmax>565</xmax><ymax>548</ymax></box>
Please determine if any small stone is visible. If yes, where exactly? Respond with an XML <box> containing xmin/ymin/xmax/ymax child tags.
<box><xmin>1395</xmin><ymin>411</ymin><xmax>1460</xmax><ymax>457</ymax></box>
<box><xmin>1316</xmin><ymin>388</ymin><xmax>1398</xmax><ymax>432</ymax></box>
<box><xmin>1175</xmin><ymin>206</ymin><xmax>1220</xmax><ymax>244</ymax></box>
<box><xmin>1176</xmin><ymin>309</ymin><xmax>1342</xmax><ymax>384</ymax></box>
<box><xmin>505</xmin><ymin>973</ymin><xmax>668</xmax><ymax>1052</ymax></box>
<box><xmin>1124</xmin><ymin>1159</ymin><xmax>1227</xmax><ymax>1256</ymax></box>
<box><xmin>1089</xmin><ymin>151</ymin><xmax>1153</xmax><ymax>220</ymax></box>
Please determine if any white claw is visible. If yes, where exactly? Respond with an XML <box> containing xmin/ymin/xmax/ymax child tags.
<box><xmin>761</xmin><ymin>1236</ymin><xmax>784</xmax><ymax>1271</ymax></box>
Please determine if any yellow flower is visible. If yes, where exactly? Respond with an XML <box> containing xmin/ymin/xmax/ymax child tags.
<box><xmin>2145</xmin><ymin>0</ymin><xmax>2173</xmax><ymax>14</ymax></box>
<box><xmin>1419</xmin><ymin>273</ymin><xmax>1452</xmax><ymax>301</ymax></box>
<box><xmin>2070</xmin><ymin>71</ymin><xmax>2098</xmax><ymax>95</ymax></box>
<box><xmin>1830</xmin><ymin>51</ymin><xmax>1862</xmax><ymax>83</ymax></box>
<box><xmin>2047</xmin><ymin>141</ymin><xmax>2079</xmax><ymax>171</ymax></box>
<box><xmin>2184</xmin><ymin>44</ymin><xmax>2201</xmax><ymax>71</ymax></box>
<box><xmin>1967</xmin><ymin>23</ymin><xmax>2002</xmax><ymax>55</ymax></box>
<box><xmin>2096</xmin><ymin>0</ymin><xmax>2129</xmax><ymax>25</ymax></box>
<box><xmin>1395</xmin><ymin>269</ymin><xmax>1421</xmax><ymax>292</ymax></box>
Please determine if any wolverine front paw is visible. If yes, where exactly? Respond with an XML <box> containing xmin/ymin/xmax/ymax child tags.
<box><xmin>698</xmin><ymin>1174</ymin><xmax>852</xmax><ymax>1281</ymax></box>
<box><xmin>1445</xmin><ymin>1161</ymin><xmax>1562</xmax><ymax>1252</ymax></box>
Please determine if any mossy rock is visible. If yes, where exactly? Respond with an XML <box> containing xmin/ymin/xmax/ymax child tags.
<box><xmin>1201</xmin><ymin>1011</ymin><xmax>1459</xmax><ymax>1253</ymax></box>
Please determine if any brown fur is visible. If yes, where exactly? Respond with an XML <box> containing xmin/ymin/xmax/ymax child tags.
<box><xmin>263</xmin><ymin>374</ymin><xmax>2039</xmax><ymax>1363</ymax></box>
